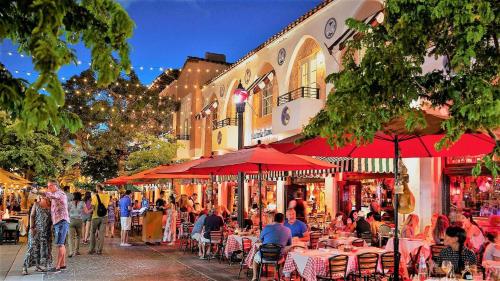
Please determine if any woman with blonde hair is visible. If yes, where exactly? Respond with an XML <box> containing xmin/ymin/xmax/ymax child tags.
<box><xmin>401</xmin><ymin>214</ymin><xmax>419</xmax><ymax>239</ymax></box>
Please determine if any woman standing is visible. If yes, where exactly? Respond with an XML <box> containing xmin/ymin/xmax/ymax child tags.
<box><xmin>401</xmin><ymin>214</ymin><xmax>420</xmax><ymax>239</ymax></box>
<box><xmin>68</xmin><ymin>192</ymin><xmax>88</xmax><ymax>257</ymax></box>
<box><xmin>81</xmin><ymin>191</ymin><xmax>92</xmax><ymax>244</ymax></box>
<box><xmin>22</xmin><ymin>197</ymin><xmax>52</xmax><ymax>275</ymax></box>
<box><xmin>162</xmin><ymin>202</ymin><xmax>177</xmax><ymax>245</ymax></box>
<box><xmin>438</xmin><ymin>226</ymin><xmax>477</xmax><ymax>274</ymax></box>
<box><xmin>106</xmin><ymin>196</ymin><xmax>116</xmax><ymax>238</ymax></box>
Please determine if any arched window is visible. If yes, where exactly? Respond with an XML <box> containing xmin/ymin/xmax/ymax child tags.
<box><xmin>261</xmin><ymin>81</ymin><xmax>273</xmax><ymax>117</ymax></box>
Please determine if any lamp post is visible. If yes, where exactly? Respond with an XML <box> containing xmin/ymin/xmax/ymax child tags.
<box><xmin>234</xmin><ymin>81</ymin><xmax>248</xmax><ymax>228</ymax></box>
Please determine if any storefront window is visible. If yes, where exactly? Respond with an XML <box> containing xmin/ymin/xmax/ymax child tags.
<box><xmin>449</xmin><ymin>176</ymin><xmax>499</xmax><ymax>217</ymax></box>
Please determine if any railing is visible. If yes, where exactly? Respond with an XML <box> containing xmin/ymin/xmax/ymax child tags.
<box><xmin>176</xmin><ymin>134</ymin><xmax>190</xmax><ymax>140</ymax></box>
<box><xmin>212</xmin><ymin>118</ymin><xmax>238</xmax><ymax>130</ymax></box>
<box><xmin>277</xmin><ymin>86</ymin><xmax>320</xmax><ymax>106</ymax></box>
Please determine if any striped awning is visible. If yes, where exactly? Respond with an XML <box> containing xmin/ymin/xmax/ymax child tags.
<box><xmin>247</xmin><ymin>70</ymin><xmax>275</xmax><ymax>95</ymax></box>
<box><xmin>352</xmin><ymin>158</ymin><xmax>394</xmax><ymax>173</ymax></box>
<box><xmin>195</xmin><ymin>100</ymin><xmax>218</xmax><ymax>120</ymax></box>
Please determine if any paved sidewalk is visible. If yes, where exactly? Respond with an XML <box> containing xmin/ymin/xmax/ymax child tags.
<box><xmin>1</xmin><ymin>243</ymin><xmax>44</xmax><ymax>281</ymax></box>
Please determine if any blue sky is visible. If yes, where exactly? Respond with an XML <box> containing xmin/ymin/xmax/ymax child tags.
<box><xmin>1</xmin><ymin>0</ymin><xmax>321</xmax><ymax>85</ymax></box>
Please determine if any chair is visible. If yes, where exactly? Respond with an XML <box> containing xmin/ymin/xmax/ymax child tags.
<box><xmin>131</xmin><ymin>215</ymin><xmax>141</xmax><ymax>236</ymax></box>
<box><xmin>237</xmin><ymin>237</ymin><xmax>254</xmax><ymax>278</ymax></box>
<box><xmin>430</xmin><ymin>244</ymin><xmax>446</xmax><ymax>262</ymax></box>
<box><xmin>360</xmin><ymin>231</ymin><xmax>372</xmax><ymax>246</ymax></box>
<box><xmin>206</xmin><ymin>230</ymin><xmax>223</xmax><ymax>262</ymax></box>
<box><xmin>2</xmin><ymin>219</ymin><xmax>20</xmax><ymax>244</ymax></box>
<box><xmin>317</xmin><ymin>254</ymin><xmax>349</xmax><ymax>281</ymax></box>
<box><xmin>351</xmin><ymin>238</ymin><xmax>365</xmax><ymax>247</ymax></box>
<box><xmin>179</xmin><ymin>223</ymin><xmax>192</xmax><ymax>252</ymax></box>
<box><xmin>380</xmin><ymin>251</ymin><xmax>400</xmax><ymax>278</ymax></box>
<box><xmin>310</xmin><ymin>231</ymin><xmax>322</xmax><ymax>249</ymax></box>
<box><xmin>180</xmin><ymin>212</ymin><xmax>189</xmax><ymax>223</ymax></box>
<box><xmin>408</xmin><ymin>245</ymin><xmax>423</xmax><ymax>277</ymax></box>
<box><xmin>257</xmin><ymin>243</ymin><xmax>284</xmax><ymax>281</ymax></box>
<box><xmin>378</xmin><ymin>224</ymin><xmax>392</xmax><ymax>247</ymax></box>
<box><xmin>356</xmin><ymin>252</ymin><xmax>379</xmax><ymax>281</ymax></box>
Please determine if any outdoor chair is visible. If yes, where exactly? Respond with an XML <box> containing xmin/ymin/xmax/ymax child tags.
<box><xmin>179</xmin><ymin>223</ymin><xmax>192</xmax><ymax>253</ymax></box>
<box><xmin>378</xmin><ymin>224</ymin><xmax>392</xmax><ymax>247</ymax></box>
<box><xmin>237</xmin><ymin>237</ymin><xmax>254</xmax><ymax>278</ymax></box>
<box><xmin>355</xmin><ymin>252</ymin><xmax>379</xmax><ymax>281</ymax></box>
<box><xmin>430</xmin><ymin>244</ymin><xmax>446</xmax><ymax>263</ymax></box>
<box><xmin>380</xmin><ymin>251</ymin><xmax>400</xmax><ymax>279</ymax></box>
<box><xmin>316</xmin><ymin>254</ymin><xmax>349</xmax><ymax>281</ymax></box>
<box><xmin>256</xmin><ymin>243</ymin><xmax>284</xmax><ymax>281</ymax></box>
<box><xmin>309</xmin><ymin>231</ymin><xmax>322</xmax><ymax>249</ymax></box>
<box><xmin>206</xmin><ymin>230</ymin><xmax>223</xmax><ymax>262</ymax></box>
<box><xmin>360</xmin><ymin>231</ymin><xmax>372</xmax><ymax>246</ymax></box>
<box><xmin>2</xmin><ymin>219</ymin><xmax>20</xmax><ymax>244</ymax></box>
<box><xmin>131</xmin><ymin>215</ymin><xmax>141</xmax><ymax>236</ymax></box>
<box><xmin>408</xmin><ymin>245</ymin><xmax>423</xmax><ymax>277</ymax></box>
<box><xmin>351</xmin><ymin>238</ymin><xmax>365</xmax><ymax>247</ymax></box>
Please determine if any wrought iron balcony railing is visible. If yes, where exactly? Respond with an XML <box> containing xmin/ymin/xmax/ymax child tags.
<box><xmin>212</xmin><ymin>118</ymin><xmax>238</xmax><ymax>130</ymax></box>
<box><xmin>277</xmin><ymin>86</ymin><xmax>320</xmax><ymax>106</ymax></box>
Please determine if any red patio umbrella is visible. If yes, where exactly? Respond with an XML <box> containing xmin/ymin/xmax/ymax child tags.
<box><xmin>189</xmin><ymin>144</ymin><xmax>337</xmax><ymax>229</ymax></box>
<box><xmin>104</xmin><ymin>175</ymin><xmax>130</xmax><ymax>185</ymax></box>
<box><xmin>140</xmin><ymin>157</ymin><xmax>212</xmax><ymax>179</ymax></box>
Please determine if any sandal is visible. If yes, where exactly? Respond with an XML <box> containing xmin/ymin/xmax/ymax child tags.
<box><xmin>22</xmin><ymin>268</ymin><xmax>28</xmax><ymax>275</ymax></box>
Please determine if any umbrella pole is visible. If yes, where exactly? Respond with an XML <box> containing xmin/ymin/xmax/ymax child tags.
<box><xmin>258</xmin><ymin>164</ymin><xmax>262</xmax><ymax>230</ymax></box>
<box><xmin>393</xmin><ymin>136</ymin><xmax>400</xmax><ymax>281</ymax></box>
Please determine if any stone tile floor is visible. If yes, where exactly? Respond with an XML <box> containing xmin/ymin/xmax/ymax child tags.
<box><xmin>2</xmin><ymin>236</ymin><xmax>278</xmax><ymax>281</ymax></box>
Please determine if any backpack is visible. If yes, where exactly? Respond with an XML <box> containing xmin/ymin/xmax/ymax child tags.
<box><xmin>96</xmin><ymin>194</ymin><xmax>107</xmax><ymax>217</ymax></box>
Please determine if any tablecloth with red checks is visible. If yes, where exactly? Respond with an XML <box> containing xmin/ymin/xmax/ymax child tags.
<box><xmin>224</xmin><ymin>235</ymin><xmax>257</xmax><ymax>258</ymax></box>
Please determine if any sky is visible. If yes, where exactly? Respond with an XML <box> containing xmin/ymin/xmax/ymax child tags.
<box><xmin>1</xmin><ymin>0</ymin><xmax>322</xmax><ymax>85</ymax></box>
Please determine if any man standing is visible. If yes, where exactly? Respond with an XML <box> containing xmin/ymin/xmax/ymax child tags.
<box><xmin>284</xmin><ymin>209</ymin><xmax>310</xmax><ymax>241</ymax></box>
<box><xmin>155</xmin><ymin>191</ymin><xmax>166</xmax><ymax>210</ymax></box>
<box><xmin>89</xmin><ymin>184</ymin><xmax>110</xmax><ymax>255</ymax></box>
<box><xmin>36</xmin><ymin>180</ymin><xmax>69</xmax><ymax>273</ymax></box>
<box><xmin>119</xmin><ymin>190</ymin><xmax>132</xmax><ymax>246</ymax></box>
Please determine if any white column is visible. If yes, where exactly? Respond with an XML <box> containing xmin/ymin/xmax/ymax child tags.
<box><xmin>277</xmin><ymin>179</ymin><xmax>285</xmax><ymax>213</ymax></box>
<box><xmin>325</xmin><ymin>174</ymin><xmax>335</xmax><ymax>216</ymax></box>
<box><xmin>244</xmin><ymin>181</ymin><xmax>250</xmax><ymax>213</ymax></box>
<box><xmin>419</xmin><ymin>157</ymin><xmax>443</xmax><ymax>231</ymax></box>
<box><xmin>402</xmin><ymin>158</ymin><xmax>421</xmax><ymax>230</ymax></box>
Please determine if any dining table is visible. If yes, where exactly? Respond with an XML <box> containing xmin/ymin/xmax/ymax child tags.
<box><xmin>319</xmin><ymin>236</ymin><xmax>365</xmax><ymax>248</ymax></box>
<box><xmin>224</xmin><ymin>234</ymin><xmax>259</xmax><ymax>258</ymax></box>
<box><xmin>282</xmin><ymin>246</ymin><xmax>387</xmax><ymax>281</ymax></box>
<box><xmin>385</xmin><ymin>237</ymin><xmax>431</xmax><ymax>263</ymax></box>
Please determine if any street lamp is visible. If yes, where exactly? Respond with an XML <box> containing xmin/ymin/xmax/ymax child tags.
<box><xmin>234</xmin><ymin>81</ymin><xmax>248</xmax><ymax>228</ymax></box>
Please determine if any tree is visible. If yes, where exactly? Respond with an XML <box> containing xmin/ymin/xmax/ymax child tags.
<box><xmin>0</xmin><ymin>0</ymin><xmax>134</xmax><ymax>133</ymax></box>
<box><xmin>0</xmin><ymin>114</ymin><xmax>63</xmax><ymax>184</ymax></box>
<box><xmin>81</xmin><ymin>151</ymin><xmax>120</xmax><ymax>183</ymax></box>
<box><xmin>125</xmin><ymin>133</ymin><xmax>177</xmax><ymax>174</ymax></box>
<box><xmin>303</xmin><ymin>0</ymin><xmax>499</xmax><ymax>176</ymax></box>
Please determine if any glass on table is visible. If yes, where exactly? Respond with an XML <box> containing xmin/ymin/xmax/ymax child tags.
<box><xmin>441</xmin><ymin>260</ymin><xmax>453</xmax><ymax>280</ymax></box>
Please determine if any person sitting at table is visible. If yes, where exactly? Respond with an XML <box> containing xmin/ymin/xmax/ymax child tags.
<box><xmin>428</xmin><ymin>215</ymin><xmax>449</xmax><ymax>244</ymax></box>
<box><xmin>401</xmin><ymin>214</ymin><xmax>420</xmax><ymax>239</ymax></box>
<box><xmin>242</xmin><ymin>211</ymin><xmax>253</xmax><ymax>231</ymax></box>
<box><xmin>355</xmin><ymin>211</ymin><xmax>371</xmax><ymax>238</ymax></box>
<box><xmin>132</xmin><ymin>200</ymin><xmax>141</xmax><ymax>210</ymax></box>
<box><xmin>461</xmin><ymin>214</ymin><xmax>485</xmax><ymax>252</ymax></box>
<box><xmin>330</xmin><ymin>212</ymin><xmax>346</xmax><ymax>231</ymax></box>
<box><xmin>284</xmin><ymin>209</ymin><xmax>309</xmax><ymax>241</ymax></box>
<box><xmin>251</xmin><ymin>212</ymin><xmax>291</xmax><ymax>281</ymax></box>
<box><xmin>191</xmin><ymin>209</ymin><xmax>207</xmax><ymax>257</ymax></box>
<box><xmin>422</xmin><ymin>213</ymin><xmax>439</xmax><ymax>240</ymax></box>
<box><xmin>200</xmin><ymin>208</ymin><xmax>225</xmax><ymax>259</ymax></box>
<box><xmin>483</xmin><ymin>231</ymin><xmax>500</xmax><ymax>262</ymax></box>
<box><xmin>438</xmin><ymin>226</ymin><xmax>477</xmax><ymax>274</ymax></box>
<box><xmin>370</xmin><ymin>212</ymin><xmax>383</xmax><ymax>242</ymax></box>
<box><xmin>346</xmin><ymin>209</ymin><xmax>358</xmax><ymax>232</ymax></box>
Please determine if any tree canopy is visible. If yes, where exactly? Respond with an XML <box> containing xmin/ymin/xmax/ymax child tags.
<box><xmin>0</xmin><ymin>0</ymin><xmax>134</xmax><ymax>134</ymax></box>
<box><xmin>125</xmin><ymin>133</ymin><xmax>177</xmax><ymax>174</ymax></box>
<box><xmin>303</xmin><ymin>0</ymin><xmax>499</xmax><ymax>176</ymax></box>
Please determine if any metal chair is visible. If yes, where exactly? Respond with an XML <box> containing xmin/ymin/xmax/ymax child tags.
<box><xmin>237</xmin><ymin>237</ymin><xmax>254</xmax><ymax>278</ymax></box>
<box><xmin>355</xmin><ymin>252</ymin><xmax>379</xmax><ymax>281</ymax></box>
<box><xmin>206</xmin><ymin>230</ymin><xmax>223</xmax><ymax>262</ymax></box>
<box><xmin>257</xmin><ymin>243</ymin><xmax>284</xmax><ymax>281</ymax></box>
<box><xmin>131</xmin><ymin>215</ymin><xmax>141</xmax><ymax>236</ymax></box>
<box><xmin>351</xmin><ymin>238</ymin><xmax>365</xmax><ymax>247</ymax></box>
<box><xmin>378</xmin><ymin>224</ymin><xmax>392</xmax><ymax>247</ymax></box>
<box><xmin>360</xmin><ymin>231</ymin><xmax>372</xmax><ymax>246</ymax></box>
<box><xmin>317</xmin><ymin>254</ymin><xmax>349</xmax><ymax>281</ymax></box>
<box><xmin>2</xmin><ymin>219</ymin><xmax>19</xmax><ymax>244</ymax></box>
<box><xmin>430</xmin><ymin>244</ymin><xmax>446</xmax><ymax>262</ymax></box>
<box><xmin>310</xmin><ymin>231</ymin><xmax>322</xmax><ymax>249</ymax></box>
<box><xmin>408</xmin><ymin>245</ymin><xmax>423</xmax><ymax>277</ymax></box>
<box><xmin>380</xmin><ymin>251</ymin><xmax>400</xmax><ymax>279</ymax></box>
<box><xmin>179</xmin><ymin>223</ymin><xmax>192</xmax><ymax>252</ymax></box>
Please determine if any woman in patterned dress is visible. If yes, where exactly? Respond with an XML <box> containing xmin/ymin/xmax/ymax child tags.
<box><xmin>22</xmin><ymin>197</ymin><xmax>53</xmax><ymax>275</ymax></box>
<box><xmin>106</xmin><ymin>196</ymin><xmax>116</xmax><ymax>238</ymax></box>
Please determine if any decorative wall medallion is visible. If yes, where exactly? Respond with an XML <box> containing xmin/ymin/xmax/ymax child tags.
<box><xmin>324</xmin><ymin>17</ymin><xmax>337</xmax><ymax>39</ymax></box>
<box><xmin>281</xmin><ymin>106</ymin><xmax>290</xmax><ymax>126</ymax></box>
<box><xmin>244</xmin><ymin>69</ymin><xmax>251</xmax><ymax>84</ymax></box>
<box><xmin>217</xmin><ymin>131</ymin><xmax>223</xmax><ymax>145</ymax></box>
<box><xmin>277</xmin><ymin>48</ymin><xmax>286</xmax><ymax>65</ymax></box>
<box><xmin>219</xmin><ymin>84</ymin><xmax>225</xmax><ymax>97</ymax></box>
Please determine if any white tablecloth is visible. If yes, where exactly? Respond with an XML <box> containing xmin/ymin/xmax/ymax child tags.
<box><xmin>319</xmin><ymin>236</ymin><xmax>364</xmax><ymax>248</ymax></box>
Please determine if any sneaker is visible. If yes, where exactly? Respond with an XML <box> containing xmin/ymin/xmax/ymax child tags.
<box><xmin>47</xmin><ymin>268</ymin><xmax>61</xmax><ymax>274</ymax></box>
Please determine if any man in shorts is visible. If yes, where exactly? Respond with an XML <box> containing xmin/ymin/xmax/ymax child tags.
<box><xmin>36</xmin><ymin>180</ymin><xmax>70</xmax><ymax>273</ymax></box>
<box><xmin>119</xmin><ymin>190</ymin><xmax>132</xmax><ymax>246</ymax></box>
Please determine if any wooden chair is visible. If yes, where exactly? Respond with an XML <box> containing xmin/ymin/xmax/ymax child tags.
<box><xmin>380</xmin><ymin>251</ymin><xmax>400</xmax><ymax>279</ymax></box>
<box><xmin>430</xmin><ymin>244</ymin><xmax>446</xmax><ymax>262</ymax></box>
<box><xmin>317</xmin><ymin>254</ymin><xmax>349</xmax><ymax>281</ymax></box>
<box><xmin>310</xmin><ymin>231</ymin><xmax>322</xmax><ymax>249</ymax></box>
<box><xmin>351</xmin><ymin>238</ymin><xmax>365</xmax><ymax>247</ymax></box>
<box><xmin>206</xmin><ymin>230</ymin><xmax>223</xmax><ymax>262</ymax></box>
<box><xmin>256</xmin><ymin>243</ymin><xmax>284</xmax><ymax>281</ymax></box>
<box><xmin>355</xmin><ymin>252</ymin><xmax>379</xmax><ymax>281</ymax></box>
<box><xmin>237</xmin><ymin>237</ymin><xmax>254</xmax><ymax>278</ymax></box>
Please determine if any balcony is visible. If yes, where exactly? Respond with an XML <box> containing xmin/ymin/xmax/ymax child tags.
<box><xmin>277</xmin><ymin>87</ymin><xmax>319</xmax><ymax>106</ymax></box>
<box><xmin>212</xmin><ymin>118</ymin><xmax>238</xmax><ymax>130</ymax></box>
<box><xmin>272</xmin><ymin>87</ymin><xmax>324</xmax><ymax>135</ymax></box>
